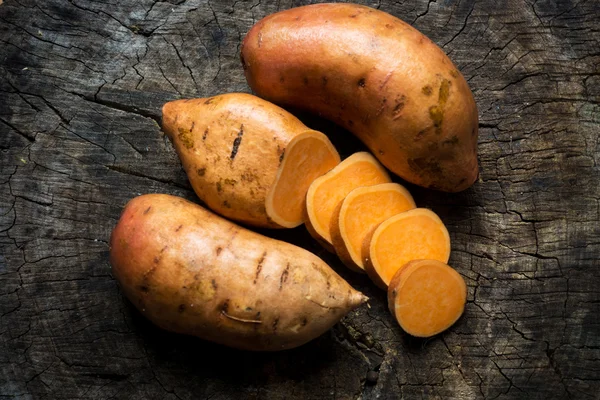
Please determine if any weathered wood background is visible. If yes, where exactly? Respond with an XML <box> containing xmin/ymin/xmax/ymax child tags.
<box><xmin>1</xmin><ymin>0</ymin><xmax>598</xmax><ymax>399</ymax></box>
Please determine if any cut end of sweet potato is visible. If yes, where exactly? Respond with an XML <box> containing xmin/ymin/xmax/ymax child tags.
<box><xmin>266</xmin><ymin>131</ymin><xmax>340</xmax><ymax>228</ymax></box>
<box><xmin>305</xmin><ymin>152</ymin><xmax>391</xmax><ymax>247</ymax></box>
<box><xmin>364</xmin><ymin>208</ymin><xmax>450</xmax><ymax>289</ymax></box>
<box><xmin>388</xmin><ymin>260</ymin><xmax>467</xmax><ymax>337</ymax></box>
<box><xmin>331</xmin><ymin>183</ymin><xmax>416</xmax><ymax>273</ymax></box>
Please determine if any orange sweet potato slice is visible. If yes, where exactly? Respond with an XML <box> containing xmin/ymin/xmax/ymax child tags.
<box><xmin>387</xmin><ymin>259</ymin><xmax>467</xmax><ymax>337</ymax></box>
<box><xmin>331</xmin><ymin>183</ymin><xmax>416</xmax><ymax>273</ymax></box>
<box><xmin>305</xmin><ymin>152</ymin><xmax>391</xmax><ymax>251</ymax></box>
<box><xmin>364</xmin><ymin>208</ymin><xmax>450</xmax><ymax>289</ymax></box>
<box><xmin>266</xmin><ymin>131</ymin><xmax>341</xmax><ymax>228</ymax></box>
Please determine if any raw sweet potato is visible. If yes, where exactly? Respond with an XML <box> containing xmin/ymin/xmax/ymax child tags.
<box><xmin>162</xmin><ymin>93</ymin><xmax>340</xmax><ymax>228</ymax></box>
<box><xmin>305</xmin><ymin>152</ymin><xmax>391</xmax><ymax>252</ymax></box>
<box><xmin>330</xmin><ymin>183</ymin><xmax>416</xmax><ymax>273</ymax></box>
<box><xmin>241</xmin><ymin>3</ymin><xmax>478</xmax><ymax>192</ymax></box>
<box><xmin>110</xmin><ymin>194</ymin><xmax>367</xmax><ymax>351</ymax></box>
<box><xmin>388</xmin><ymin>259</ymin><xmax>467</xmax><ymax>337</ymax></box>
<box><xmin>364</xmin><ymin>208</ymin><xmax>450</xmax><ymax>289</ymax></box>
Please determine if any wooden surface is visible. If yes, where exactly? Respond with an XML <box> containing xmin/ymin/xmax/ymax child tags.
<box><xmin>1</xmin><ymin>0</ymin><xmax>599</xmax><ymax>399</ymax></box>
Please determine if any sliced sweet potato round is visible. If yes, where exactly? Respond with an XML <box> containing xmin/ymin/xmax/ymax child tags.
<box><xmin>305</xmin><ymin>152</ymin><xmax>391</xmax><ymax>251</ymax></box>
<box><xmin>364</xmin><ymin>208</ymin><xmax>450</xmax><ymax>289</ymax></box>
<box><xmin>331</xmin><ymin>183</ymin><xmax>416</xmax><ymax>273</ymax></box>
<box><xmin>266</xmin><ymin>130</ymin><xmax>340</xmax><ymax>228</ymax></box>
<box><xmin>388</xmin><ymin>259</ymin><xmax>467</xmax><ymax>337</ymax></box>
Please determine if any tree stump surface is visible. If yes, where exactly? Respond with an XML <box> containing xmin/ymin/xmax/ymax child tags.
<box><xmin>0</xmin><ymin>0</ymin><xmax>598</xmax><ymax>399</ymax></box>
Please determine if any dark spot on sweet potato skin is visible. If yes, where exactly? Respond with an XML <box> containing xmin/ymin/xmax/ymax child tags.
<box><xmin>241</xmin><ymin>171</ymin><xmax>257</xmax><ymax>182</ymax></box>
<box><xmin>216</xmin><ymin>182</ymin><xmax>223</xmax><ymax>193</ymax></box>
<box><xmin>279</xmin><ymin>264</ymin><xmax>290</xmax><ymax>290</ymax></box>
<box><xmin>197</xmin><ymin>167</ymin><xmax>206</xmax><ymax>176</ymax></box>
<box><xmin>175</xmin><ymin>225</ymin><xmax>183</xmax><ymax>232</ymax></box>
<box><xmin>392</xmin><ymin>96</ymin><xmax>406</xmax><ymax>119</ymax></box>
<box><xmin>439</xmin><ymin>79</ymin><xmax>451</xmax><ymax>105</ymax></box>
<box><xmin>202</xmin><ymin>129</ymin><xmax>208</xmax><ymax>141</ymax></box>
<box><xmin>139</xmin><ymin>285</ymin><xmax>150</xmax><ymax>293</ymax></box>
<box><xmin>358</xmin><ymin>78</ymin><xmax>366</xmax><ymax>87</ymax></box>
<box><xmin>223</xmin><ymin>200</ymin><xmax>232</xmax><ymax>208</ymax></box>
<box><xmin>303</xmin><ymin>77</ymin><xmax>309</xmax><ymax>86</ymax></box>
<box><xmin>322</xmin><ymin>76</ymin><xmax>328</xmax><ymax>86</ymax></box>
<box><xmin>422</xmin><ymin>85</ymin><xmax>433</xmax><ymax>96</ymax></box>
<box><xmin>212</xmin><ymin>279</ymin><xmax>218</xmax><ymax>290</ymax></box>
<box><xmin>230</xmin><ymin>125</ymin><xmax>244</xmax><ymax>160</ymax></box>
<box><xmin>143</xmin><ymin>206</ymin><xmax>151</xmax><ymax>215</ymax></box>
<box><xmin>216</xmin><ymin>247</ymin><xmax>223</xmax><ymax>256</ymax></box>
<box><xmin>178</xmin><ymin>304</ymin><xmax>186</xmax><ymax>313</ymax></box>
<box><xmin>254</xmin><ymin>251</ymin><xmax>267</xmax><ymax>284</ymax></box>
<box><xmin>279</xmin><ymin>149</ymin><xmax>285</xmax><ymax>165</ymax></box>
<box><xmin>408</xmin><ymin>158</ymin><xmax>443</xmax><ymax>175</ymax></box>
<box><xmin>443</xmin><ymin>135</ymin><xmax>460</xmax><ymax>146</ymax></box>
<box><xmin>204</xmin><ymin>97</ymin><xmax>215</xmax><ymax>105</ymax></box>
<box><xmin>415</xmin><ymin>127</ymin><xmax>433</xmax><ymax>141</ymax></box>
<box><xmin>272</xmin><ymin>317</ymin><xmax>279</xmax><ymax>332</ymax></box>
<box><xmin>177</xmin><ymin>128</ymin><xmax>194</xmax><ymax>149</ymax></box>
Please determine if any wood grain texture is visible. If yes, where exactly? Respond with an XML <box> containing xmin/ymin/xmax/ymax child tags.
<box><xmin>0</xmin><ymin>0</ymin><xmax>598</xmax><ymax>399</ymax></box>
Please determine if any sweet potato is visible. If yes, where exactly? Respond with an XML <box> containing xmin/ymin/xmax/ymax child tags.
<box><xmin>162</xmin><ymin>93</ymin><xmax>340</xmax><ymax>229</ymax></box>
<box><xmin>331</xmin><ymin>183</ymin><xmax>416</xmax><ymax>273</ymax></box>
<box><xmin>305</xmin><ymin>152</ymin><xmax>390</xmax><ymax>252</ymax></box>
<box><xmin>388</xmin><ymin>259</ymin><xmax>467</xmax><ymax>337</ymax></box>
<box><xmin>364</xmin><ymin>208</ymin><xmax>450</xmax><ymax>289</ymax></box>
<box><xmin>241</xmin><ymin>3</ymin><xmax>478</xmax><ymax>192</ymax></box>
<box><xmin>110</xmin><ymin>194</ymin><xmax>367</xmax><ymax>351</ymax></box>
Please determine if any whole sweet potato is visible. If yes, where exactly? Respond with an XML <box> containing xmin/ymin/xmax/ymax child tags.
<box><xmin>110</xmin><ymin>194</ymin><xmax>366</xmax><ymax>351</ymax></box>
<box><xmin>241</xmin><ymin>3</ymin><xmax>479</xmax><ymax>192</ymax></box>
<box><xmin>162</xmin><ymin>93</ymin><xmax>340</xmax><ymax>228</ymax></box>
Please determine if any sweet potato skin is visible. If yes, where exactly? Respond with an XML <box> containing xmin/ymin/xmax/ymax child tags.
<box><xmin>162</xmin><ymin>93</ymin><xmax>332</xmax><ymax>228</ymax></box>
<box><xmin>110</xmin><ymin>194</ymin><xmax>366</xmax><ymax>351</ymax></box>
<box><xmin>242</xmin><ymin>3</ymin><xmax>478</xmax><ymax>192</ymax></box>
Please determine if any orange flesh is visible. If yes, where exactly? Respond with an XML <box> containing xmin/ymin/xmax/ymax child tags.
<box><xmin>370</xmin><ymin>210</ymin><xmax>450</xmax><ymax>286</ymax></box>
<box><xmin>340</xmin><ymin>185</ymin><xmax>415</xmax><ymax>269</ymax></box>
<box><xmin>309</xmin><ymin>154</ymin><xmax>390</xmax><ymax>244</ymax></box>
<box><xmin>393</xmin><ymin>261</ymin><xmax>466</xmax><ymax>337</ymax></box>
<box><xmin>267</xmin><ymin>132</ymin><xmax>340</xmax><ymax>228</ymax></box>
